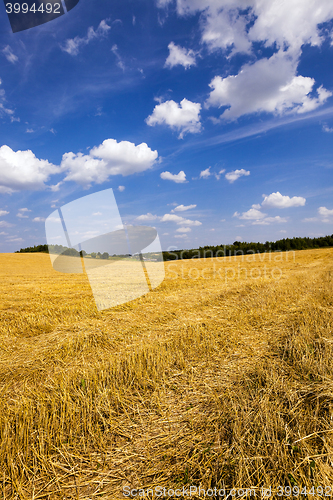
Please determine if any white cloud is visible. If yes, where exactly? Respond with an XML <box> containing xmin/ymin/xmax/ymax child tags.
<box><xmin>234</xmin><ymin>206</ymin><xmax>288</xmax><ymax>225</ymax></box>
<box><xmin>2</xmin><ymin>46</ymin><xmax>18</xmax><ymax>64</ymax></box>
<box><xmin>62</xmin><ymin>139</ymin><xmax>158</xmax><ymax>186</ymax></box>
<box><xmin>302</xmin><ymin>217</ymin><xmax>318</xmax><ymax>223</ymax></box>
<box><xmin>61</xmin><ymin>20</ymin><xmax>111</xmax><ymax>56</ymax></box>
<box><xmin>33</xmin><ymin>217</ymin><xmax>45</xmax><ymax>222</ymax></box>
<box><xmin>179</xmin><ymin>219</ymin><xmax>202</xmax><ymax>226</ymax></box>
<box><xmin>18</xmin><ymin>208</ymin><xmax>31</xmax><ymax>212</ymax></box>
<box><xmin>160</xmin><ymin>170</ymin><xmax>187</xmax><ymax>183</ymax></box>
<box><xmin>26</xmin><ymin>129</ymin><xmax>34</xmax><ymax>133</ymax></box>
<box><xmin>165</xmin><ymin>41</ymin><xmax>197</xmax><ymax>69</ymax></box>
<box><xmin>111</xmin><ymin>44</ymin><xmax>125</xmax><ymax>70</ymax></box>
<box><xmin>318</xmin><ymin>206</ymin><xmax>333</xmax><ymax>222</ymax></box>
<box><xmin>214</xmin><ymin>168</ymin><xmax>225</xmax><ymax>180</ymax></box>
<box><xmin>0</xmin><ymin>145</ymin><xmax>59</xmax><ymax>192</ymax></box>
<box><xmin>160</xmin><ymin>1</ymin><xmax>333</xmax><ymax>123</ymax></box>
<box><xmin>252</xmin><ymin>216</ymin><xmax>287</xmax><ymax>225</ymax></box>
<box><xmin>173</xmin><ymin>204</ymin><xmax>196</xmax><ymax>212</ymax></box>
<box><xmin>161</xmin><ymin>0</ymin><xmax>333</xmax><ymax>56</ymax></box>
<box><xmin>0</xmin><ymin>210</ymin><xmax>9</xmax><ymax>216</ymax></box>
<box><xmin>161</xmin><ymin>213</ymin><xmax>202</xmax><ymax>226</ymax></box>
<box><xmin>146</xmin><ymin>98</ymin><xmax>201</xmax><ymax>138</ymax></box>
<box><xmin>225</xmin><ymin>169</ymin><xmax>250</xmax><ymax>183</ymax></box>
<box><xmin>261</xmin><ymin>192</ymin><xmax>306</xmax><ymax>208</ymax></box>
<box><xmin>118</xmin><ymin>185</ymin><xmax>125</xmax><ymax>192</ymax></box>
<box><xmin>323</xmin><ymin>124</ymin><xmax>333</xmax><ymax>133</ymax></box>
<box><xmin>206</xmin><ymin>51</ymin><xmax>332</xmax><ymax>120</ymax></box>
<box><xmin>175</xmin><ymin>234</ymin><xmax>188</xmax><ymax>239</ymax></box>
<box><xmin>49</xmin><ymin>182</ymin><xmax>62</xmax><ymax>192</ymax></box>
<box><xmin>201</xmin><ymin>6</ymin><xmax>252</xmax><ymax>55</ymax></box>
<box><xmin>0</xmin><ymin>221</ymin><xmax>13</xmax><ymax>227</ymax></box>
<box><xmin>136</xmin><ymin>213</ymin><xmax>159</xmax><ymax>221</ymax></box>
<box><xmin>200</xmin><ymin>167</ymin><xmax>211</xmax><ymax>178</ymax></box>
<box><xmin>234</xmin><ymin>208</ymin><xmax>266</xmax><ymax>220</ymax></box>
<box><xmin>176</xmin><ymin>227</ymin><xmax>192</xmax><ymax>232</ymax></box>
<box><xmin>0</xmin><ymin>80</ymin><xmax>17</xmax><ymax>122</ymax></box>
<box><xmin>16</xmin><ymin>213</ymin><xmax>28</xmax><ymax>218</ymax></box>
<box><xmin>318</xmin><ymin>207</ymin><xmax>333</xmax><ymax>217</ymax></box>
<box><xmin>161</xmin><ymin>214</ymin><xmax>186</xmax><ymax>223</ymax></box>
<box><xmin>6</xmin><ymin>237</ymin><xmax>23</xmax><ymax>242</ymax></box>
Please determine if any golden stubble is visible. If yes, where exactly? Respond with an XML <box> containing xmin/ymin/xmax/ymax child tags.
<box><xmin>0</xmin><ymin>248</ymin><xmax>332</xmax><ymax>498</ymax></box>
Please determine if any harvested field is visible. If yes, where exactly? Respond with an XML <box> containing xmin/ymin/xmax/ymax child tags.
<box><xmin>0</xmin><ymin>248</ymin><xmax>332</xmax><ymax>498</ymax></box>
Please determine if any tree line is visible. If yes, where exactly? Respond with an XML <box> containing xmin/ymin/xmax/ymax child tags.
<box><xmin>15</xmin><ymin>244</ymin><xmax>126</xmax><ymax>260</ymax></box>
<box><xmin>15</xmin><ymin>234</ymin><xmax>333</xmax><ymax>261</ymax></box>
<box><xmin>162</xmin><ymin>234</ymin><xmax>333</xmax><ymax>260</ymax></box>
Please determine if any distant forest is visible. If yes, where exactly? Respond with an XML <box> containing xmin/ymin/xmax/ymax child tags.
<box><xmin>15</xmin><ymin>234</ymin><xmax>333</xmax><ymax>261</ymax></box>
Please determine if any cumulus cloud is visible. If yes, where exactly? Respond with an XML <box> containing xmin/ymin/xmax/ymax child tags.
<box><xmin>318</xmin><ymin>207</ymin><xmax>333</xmax><ymax>217</ymax></box>
<box><xmin>206</xmin><ymin>52</ymin><xmax>332</xmax><ymax>119</ymax></box>
<box><xmin>61</xmin><ymin>20</ymin><xmax>111</xmax><ymax>56</ymax></box>
<box><xmin>118</xmin><ymin>185</ymin><xmax>125</xmax><ymax>192</ymax></box>
<box><xmin>165</xmin><ymin>41</ymin><xmax>197</xmax><ymax>69</ymax></box>
<box><xmin>261</xmin><ymin>192</ymin><xmax>306</xmax><ymax>208</ymax></box>
<box><xmin>161</xmin><ymin>213</ymin><xmax>202</xmax><ymax>226</ymax></box>
<box><xmin>0</xmin><ymin>145</ymin><xmax>59</xmax><ymax>193</ymax></box>
<box><xmin>161</xmin><ymin>214</ymin><xmax>186</xmax><ymax>223</ymax></box>
<box><xmin>233</xmin><ymin>206</ymin><xmax>287</xmax><ymax>225</ymax></box>
<box><xmin>323</xmin><ymin>124</ymin><xmax>333</xmax><ymax>133</ymax></box>
<box><xmin>160</xmin><ymin>170</ymin><xmax>187</xmax><ymax>183</ymax></box>
<box><xmin>252</xmin><ymin>216</ymin><xmax>288</xmax><ymax>225</ymax></box>
<box><xmin>17</xmin><ymin>212</ymin><xmax>28</xmax><ymax>218</ymax></box>
<box><xmin>200</xmin><ymin>167</ymin><xmax>211</xmax><ymax>178</ymax></box>
<box><xmin>146</xmin><ymin>98</ymin><xmax>201</xmax><ymax>138</ymax></box>
<box><xmin>234</xmin><ymin>208</ymin><xmax>266</xmax><ymax>220</ymax></box>
<box><xmin>318</xmin><ymin>206</ymin><xmax>333</xmax><ymax>222</ymax></box>
<box><xmin>225</xmin><ymin>169</ymin><xmax>250</xmax><ymax>183</ymax></box>
<box><xmin>0</xmin><ymin>210</ymin><xmax>9</xmax><ymax>216</ymax></box>
<box><xmin>136</xmin><ymin>213</ymin><xmax>159</xmax><ymax>221</ymax></box>
<box><xmin>176</xmin><ymin>227</ymin><xmax>192</xmax><ymax>232</ymax></box>
<box><xmin>2</xmin><ymin>46</ymin><xmax>18</xmax><ymax>64</ymax></box>
<box><xmin>33</xmin><ymin>217</ymin><xmax>45</xmax><ymax>222</ymax></box>
<box><xmin>62</xmin><ymin>139</ymin><xmax>158</xmax><ymax>186</ymax></box>
<box><xmin>159</xmin><ymin>0</ymin><xmax>333</xmax><ymax>55</ymax></box>
<box><xmin>172</xmin><ymin>204</ymin><xmax>196</xmax><ymax>212</ymax></box>
<box><xmin>159</xmin><ymin>2</ymin><xmax>333</xmax><ymax>120</ymax></box>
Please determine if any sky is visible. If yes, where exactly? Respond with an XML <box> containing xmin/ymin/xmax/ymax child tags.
<box><xmin>0</xmin><ymin>0</ymin><xmax>333</xmax><ymax>252</ymax></box>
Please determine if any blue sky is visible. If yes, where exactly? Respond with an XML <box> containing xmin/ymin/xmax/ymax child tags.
<box><xmin>0</xmin><ymin>0</ymin><xmax>333</xmax><ymax>252</ymax></box>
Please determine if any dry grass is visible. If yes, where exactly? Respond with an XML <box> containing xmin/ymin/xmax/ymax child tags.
<box><xmin>0</xmin><ymin>248</ymin><xmax>332</xmax><ymax>498</ymax></box>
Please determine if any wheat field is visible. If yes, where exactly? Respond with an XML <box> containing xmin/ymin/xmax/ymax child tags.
<box><xmin>0</xmin><ymin>248</ymin><xmax>332</xmax><ymax>499</ymax></box>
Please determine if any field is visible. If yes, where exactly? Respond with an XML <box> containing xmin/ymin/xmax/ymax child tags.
<box><xmin>0</xmin><ymin>248</ymin><xmax>332</xmax><ymax>499</ymax></box>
